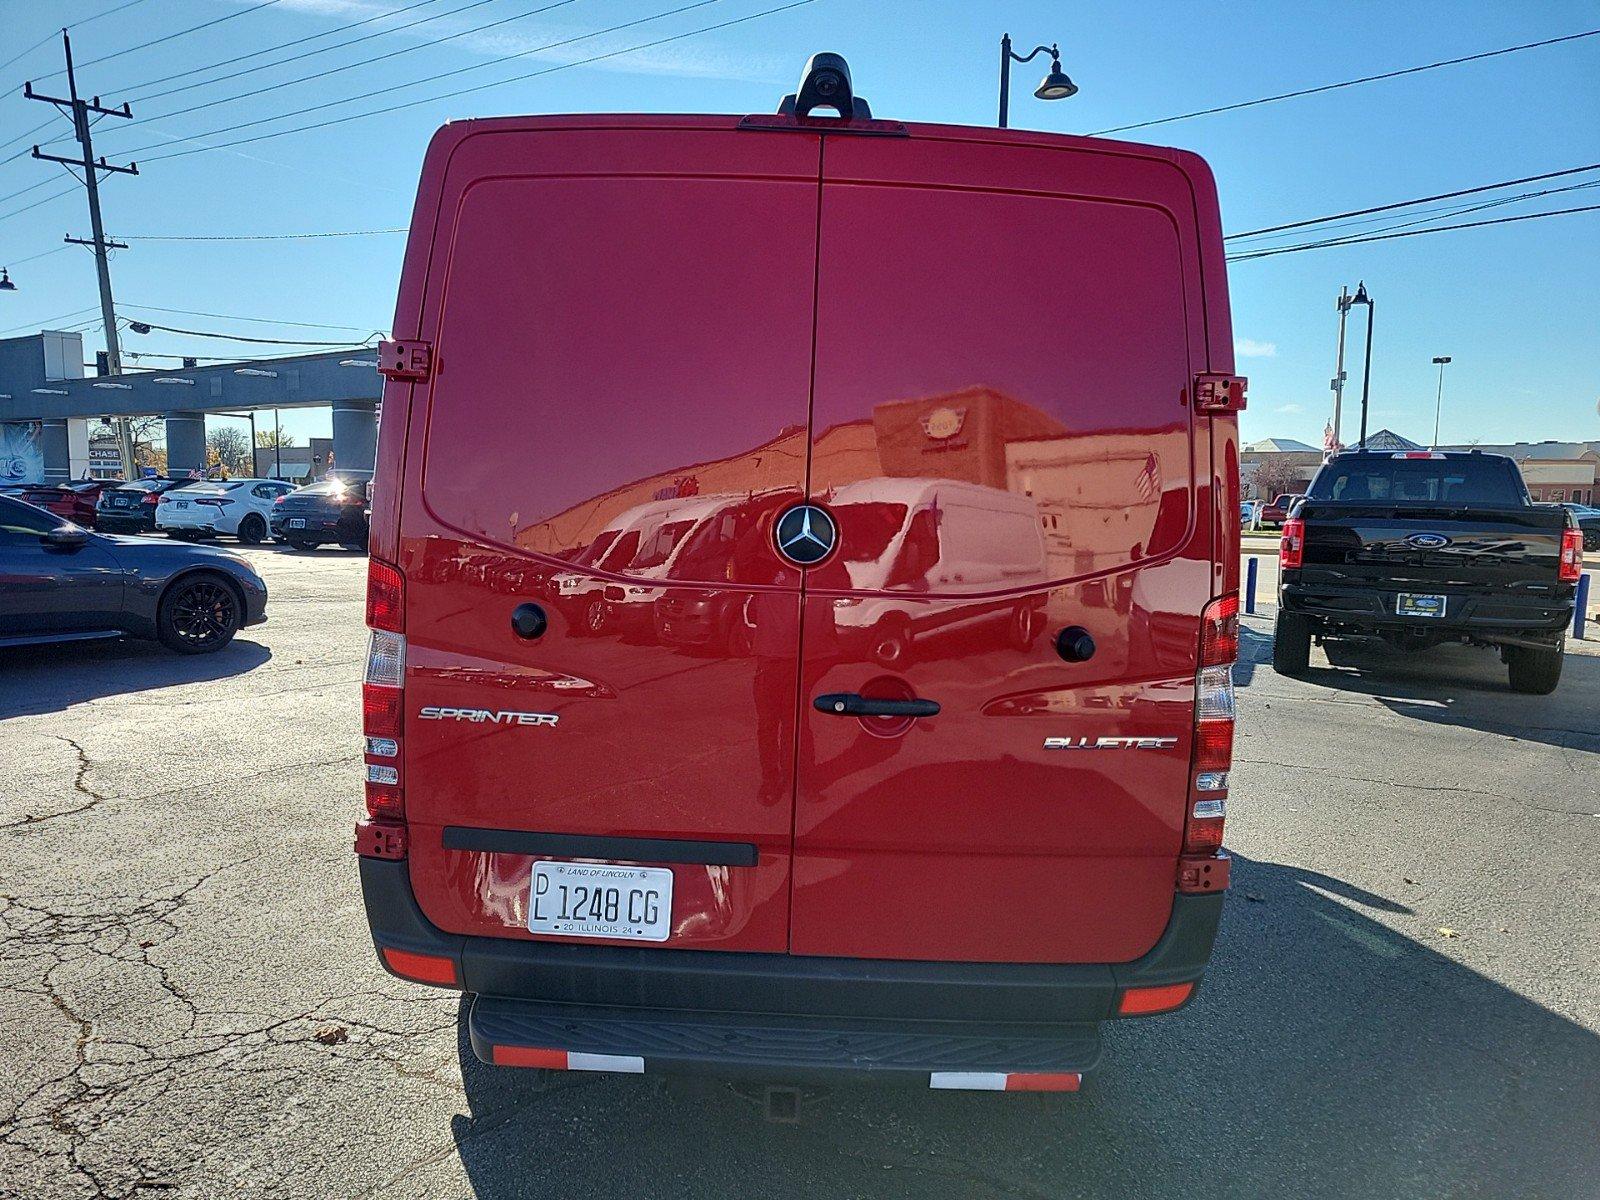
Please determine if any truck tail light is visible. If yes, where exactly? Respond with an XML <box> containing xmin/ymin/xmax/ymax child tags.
<box><xmin>1280</xmin><ymin>516</ymin><xmax>1305</xmax><ymax>570</ymax></box>
<box><xmin>359</xmin><ymin>559</ymin><xmax>407</xmax><ymax>853</ymax></box>
<box><xmin>1185</xmin><ymin>594</ymin><xmax>1236</xmax><ymax>860</ymax></box>
<box><xmin>1559</xmin><ymin>528</ymin><xmax>1583</xmax><ymax>583</ymax></box>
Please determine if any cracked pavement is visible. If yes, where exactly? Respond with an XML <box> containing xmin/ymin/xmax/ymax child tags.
<box><xmin>1</xmin><ymin>547</ymin><xmax>1597</xmax><ymax>1198</ymax></box>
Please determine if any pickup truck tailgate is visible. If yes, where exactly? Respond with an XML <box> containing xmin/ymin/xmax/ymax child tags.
<box><xmin>1300</xmin><ymin>504</ymin><xmax>1568</xmax><ymax>590</ymax></box>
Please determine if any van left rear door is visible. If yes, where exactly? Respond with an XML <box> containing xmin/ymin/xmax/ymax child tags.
<box><xmin>398</xmin><ymin>120</ymin><xmax>821</xmax><ymax>954</ymax></box>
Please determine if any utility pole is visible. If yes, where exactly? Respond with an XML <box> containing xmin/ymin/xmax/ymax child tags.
<box><xmin>26</xmin><ymin>30</ymin><xmax>140</xmax><ymax>480</ymax></box>
<box><xmin>1329</xmin><ymin>286</ymin><xmax>1352</xmax><ymax>455</ymax></box>
<box><xmin>1430</xmin><ymin>356</ymin><xmax>1452</xmax><ymax>449</ymax></box>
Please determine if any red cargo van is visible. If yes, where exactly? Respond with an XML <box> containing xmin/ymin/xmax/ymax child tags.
<box><xmin>358</xmin><ymin>57</ymin><xmax>1244</xmax><ymax>1091</ymax></box>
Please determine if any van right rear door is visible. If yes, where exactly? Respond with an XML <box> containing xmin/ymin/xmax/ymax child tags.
<box><xmin>791</xmin><ymin>130</ymin><xmax>1217</xmax><ymax>964</ymax></box>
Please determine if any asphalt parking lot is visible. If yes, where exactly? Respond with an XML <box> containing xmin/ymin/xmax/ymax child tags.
<box><xmin>2</xmin><ymin>546</ymin><xmax>1597</xmax><ymax>1199</ymax></box>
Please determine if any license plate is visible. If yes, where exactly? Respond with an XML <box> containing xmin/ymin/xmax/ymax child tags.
<box><xmin>529</xmin><ymin>861</ymin><xmax>672</xmax><ymax>942</ymax></box>
<box><xmin>1397</xmin><ymin>593</ymin><xmax>1447</xmax><ymax>619</ymax></box>
<box><xmin>287</xmin><ymin>517</ymin><xmax>306</xmax><ymax>528</ymax></box>
<box><xmin>175</xmin><ymin>501</ymin><xmax>189</xmax><ymax>509</ymax></box>
<box><xmin>114</xmin><ymin>496</ymin><xmax>131</xmax><ymax>507</ymax></box>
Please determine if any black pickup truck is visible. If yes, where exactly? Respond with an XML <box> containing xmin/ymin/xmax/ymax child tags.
<box><xmin>1275</xmin><ymin>450</ymin><xmax>1583</xmax><ymax>693</ymax></box>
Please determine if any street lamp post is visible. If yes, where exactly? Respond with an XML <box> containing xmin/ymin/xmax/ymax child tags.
<box><xmin>998</xmin><ymin>34</ymin><xmax>1077</xmax><ymax>128</ymax></box>
<box><xmin>1330</xmin><ymin>285</ymin><xmax>1352</xmax><ymax>452</ymax></box>
<box><xmin>1431</xmin><ymin>355</ymin><xmax>1452</xmax><ymax>449</ymax></box>
<box><xmin>1350</xmin><ymin>281</ymin><xmax>1376</xmax><ymax>448</ymax></box>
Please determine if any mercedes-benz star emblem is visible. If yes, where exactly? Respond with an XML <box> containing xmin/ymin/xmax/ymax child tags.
<box><xmin>774</xmin><ymin>504</ymin><xmax>837</xmax><ymax>566</ymax></box>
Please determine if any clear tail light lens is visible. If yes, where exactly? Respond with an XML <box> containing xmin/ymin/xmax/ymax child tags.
<box><xmin>1558</xmin><ymin>528</ymin><xmax>1582</xmax><ymax>583</ymax></box>
<box><xmin>1280</xmin><ymin>517</ymin><xmax>1305</xmax><ymax>570</ymax></box>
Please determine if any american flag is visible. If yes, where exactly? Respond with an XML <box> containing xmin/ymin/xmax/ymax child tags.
<box><xmin>1135</xmin><ymin>452</ymin><xmax>1160</xmax><ymax>503</ymax></box>
<box><xmin>1322</xmin><ymin>422</ymin><xmax>1343</xmax><ymax>457</ymax></box>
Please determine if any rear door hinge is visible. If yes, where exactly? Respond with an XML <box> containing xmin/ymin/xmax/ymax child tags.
<box><xmin>378</xmin><ymin>339</ymin><xmax>434</xmax><ymax>382</ymax></box>
<box><xmin>1194</xmin><ymin>373</ymin><xmax>1246</xmax><ymax>413</ymax></box>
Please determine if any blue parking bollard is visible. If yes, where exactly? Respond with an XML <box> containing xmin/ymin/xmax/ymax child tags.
<box><xmin>1575</xmin><ymin>572</ymin><xmax>1591</xmax><ymax>640</ymax></box>
<box><xmin>1245</xmin><ymin>556</ymin><xmax>1259</xmax><ymax>614</ymax></box>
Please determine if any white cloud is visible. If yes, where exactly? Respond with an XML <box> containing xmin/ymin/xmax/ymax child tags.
<box><xmin>1235</xmin><ymin>338</ymin><xmax>1277</xmax><ymax>359</ymax></box>
<box><xmin>1275</xmin><ymin>403</ymin><xmax>1303</xmax><ymax>414</ymax></box>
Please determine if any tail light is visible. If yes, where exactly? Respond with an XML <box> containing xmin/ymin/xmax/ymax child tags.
<box><xmin>358</xmin><ymin>558</ymin><xmax>407</xmax><ymax>857</ymax></box>
<box><xmin>142</xmin><ymin>492</ymin><xmax>161</xmax><ymax>506</ymax></box>
<box><xmin>1184</xmin><ymin>594</ymin><xmax>1237</xmax><ymax>862</ymax></box>
<box><xmin>1280</xmin><ymin>516</ymin><xmax>1304</xmax><ymax>570</ymax></box>
<box><xmin>273</xmin><ymin>494</ymin><xmax>287</xmax><ymax>506</ymax></box>
<box><xmin>1559</xmin><ymin>528</ymin><xmax>1583</xmax><ymax>583</ymax></box>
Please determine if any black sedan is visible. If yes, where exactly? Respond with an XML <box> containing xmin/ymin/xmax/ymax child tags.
<box><xmin>96</xmin><ymin>476</ymin><xmax>202</xmax><ymax>534</ymax></box>
<box><xmin>1565</xmin><ymin>503</ymin><xmax>1600</xmax><ymax>552</ymax></box>
<box><xmin>0</xmin><ymin>495</ymin><xmax>267</xmax><ymax>654</ymax></box>
<box><xmin>270</xmin><ymin>477</ymin><xmax>369</xmax><ymax>551</ymax></box>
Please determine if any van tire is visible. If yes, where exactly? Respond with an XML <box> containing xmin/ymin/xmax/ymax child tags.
<box><xmin>287</xmin><ymin>538</ymin><xmax>317</xmax><ymax>551</ymax></box>
<box><xmin>237</xmin><ymin>514</ymin><xmax>266</xmax><ymax>545</ymax></box>
<box><xmin>1506</xmin><ymin>644</ymin><xmax>1562</xmax><ymax>694</ymax></box>
<box><xmin>583</xmin><ymin>597</ymin><xmax>609</xmax><ymax>637</ymax></box>
<box><xmin>869</xmin><ymin>619</ymin><xmax>913</xmax><ymax>669</ymax></box>
<box><xmin>1272</xmin><ymin>610</ymin><xmax>1312</xmax><ymax>676</ymax></box>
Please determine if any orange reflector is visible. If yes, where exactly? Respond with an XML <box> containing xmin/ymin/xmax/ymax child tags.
<box><xmin>493</xmin><ymin>1046</ymin><xmax>568</xmax><ymax>1069</ymax></box>
<box><xmin>1117</xmin><ymin>981</ymin><xmax>1195</xmax><ymax>1015</ymax></box>
<box><xmin>1004</xmin><ymin>1072</ymin><xmax>1082</xmax><ymax>1092</ymax></box>
<box><xmin>380</xmin><ymin>946</ymin><xmax>458</xmax><ymax>987</ymax></box>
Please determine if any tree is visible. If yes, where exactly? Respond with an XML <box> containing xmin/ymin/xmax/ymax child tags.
<box><xmin>206</xmin><ymin>425</ymin><xmax>252</xmax><ymax>475</ymax></box>
<box><xmin>256</xmin><ymin>428</ymin><xmax>297</xmax><ymax>449</ymax></box>
<box><xmin>1250</xmin><ymin>455</ymin><xmax>1302</xmax><ymax>502</ymax></box>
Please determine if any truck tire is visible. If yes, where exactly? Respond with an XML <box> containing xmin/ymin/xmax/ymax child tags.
<box><xmin>1506</xmin><ymin>644</ymin><xmax>1562</xmax><ymax>694</ymax></box>
<box><xmin>1272</xmin><ymin>610</ymin><xmax>1312</xmax><ymax>677</ymax></box>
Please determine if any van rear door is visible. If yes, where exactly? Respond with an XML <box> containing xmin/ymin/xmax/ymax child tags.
<box><xmin>792</xmin><ymin>130</ymin><xmax>1216</xmax><ymax>963</ymax></box>
<box><xmin>396</xmin><ymin>119</ymin><xmax>820</xmax><ymax>953</ymax></box>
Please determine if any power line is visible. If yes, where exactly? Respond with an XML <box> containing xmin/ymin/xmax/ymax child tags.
<box><xmin>115</xmin><ymin>0</ymin><xmax>454</xmax><ymax>100</ymax></box>
<box><xmin>34</xmin><ymin>0</ymin><xmax>285</xmax><ymax>79</ymax></box>
<box><xmin>1226</xmin><ymin>163</ymin><xmax>1600</xmax><ymax>240</ymax></box>
<box><xmin>0</xmin><ymin>304</ymin><xmax>101</xmax><ymax>338</ymax></box>
<box><xmin>1226</xmin><ymin>203</ymin><xmax>1600</xmax><ymax>261</ymax></box>
<box><xmin>121</xmin><ymin>303</ymin><xmax>378</xmax><ymax>332</ymax></box>
<box><xmin>0</xmin><ymin>183</ymin><xmax>79</xmax><ymax>224</ymax></box>
<box><xmin>126</xmin><ymin>319</ymin><xmax>377</xmax><ymax>346</ymax></box>
<box><xmin>1091</xmin><ymin>28</ymin><xmax>1600</xmax><ymax>137</ymax></box>
<box><xmin>116</xmin><ymin>0</ymin><xmax>578</xmax><ymax>136</ymax></box>
<box><xmin>131</xmin><ymin>0</ymin><xmax>814</xmax><ymax>166</ymax></box>
<box><xmin>118</xmin><ymin>228</ymin><xmax>409</xmax><ymax>241</ymax></box>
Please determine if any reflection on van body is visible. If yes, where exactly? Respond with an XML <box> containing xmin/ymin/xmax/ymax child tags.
<box><xmin>820</xmin><ymin>478</ymin><xmax>1048</xmax><ymax>666</ymax></box>
<box><xmin>595</xmin><ymin>493</ymin><xmax>739</xmax><ymax>636</ymax></box>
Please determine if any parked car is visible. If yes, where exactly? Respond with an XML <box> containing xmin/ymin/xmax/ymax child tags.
<box><xmin>1561</xmin><ymin>503</ymin><xmax>1600</xmax><ymax>551</ymax></box>
<box><xmin>2</xmin><ymin>480</ymin><xmax>106</xmax><ymax>527</ymax></box>
<box><xmin>269</xmin><ymin>477</ymin><xmax>371</xmax><ymax>551</ymax></box>
<box><xmin>1275</xmin><ymin>450</ymin><xmax>1580</xmax><ymax>692</ymax></box>
<box><xmin>355</xmin><ymin>66</ymin><xmax>1244</xmax><ymax>1092</ymax></box>
<box><xmin>96</xmin><ymin>476</ymin><xmax>204</xmax><ymax>534</ymax></box>
<box><xmin>1259</xmin><ymin>492</ymin><xmax>1303</xmax><ymax>528</ymax></box>
<box><xmin>156</xmin><ymin>478</ymin><xmax>293</xmax><ymax>543</ymax></box>
<box><xmin>0</xmin><ymin>494</ymin><xmax>267</xmax><ymax>653</ymax></box>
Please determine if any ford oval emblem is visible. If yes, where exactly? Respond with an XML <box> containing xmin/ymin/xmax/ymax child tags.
<box><xmin>1405</xmin><ymin>532</ymin><xmax>1451</xmax><ymax>549</ymax></box>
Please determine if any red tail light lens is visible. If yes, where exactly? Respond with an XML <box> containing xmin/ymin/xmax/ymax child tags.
<box><xmin>380</xmin><ymin>947</ymin><xmax>459</xmax><ymax>988</ymax></box>
<box><xmin>1199</xmin><ymin>592</ymin><xmax>1238</xmax><ymax>667</ymax></box>
<box><xmin>1280</xmin><ymin>517</ymin><xmax>1305</xmax><ymax>570</ymax></box>
<box><xmin>142</xmin><ymin>492</ymin><xmax>160</xmax><ymax>506</ymax></box>
<box><xmin>366</xmin><ymin>558</ymin><xmax>404</xmax><ymax>632</ymax></box>
<box><xmin>1559</xmin><ymin>528</ymin><xmax>1583</xmax><ymax>583</ymax></box>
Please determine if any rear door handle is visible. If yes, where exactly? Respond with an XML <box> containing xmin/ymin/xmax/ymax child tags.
<box><xmin>813</xmin><ymin>693</ymin><xmax>940</xmax><ymax>718</ymax></box>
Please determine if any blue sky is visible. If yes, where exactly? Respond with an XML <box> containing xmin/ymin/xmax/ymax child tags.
<box><xmin>0</xmin><ymin>0</ymin><xmax>1596</xmax><ymax>449</ymax></box>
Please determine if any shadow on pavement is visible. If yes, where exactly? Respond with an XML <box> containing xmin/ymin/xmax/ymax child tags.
<box><xmin>445</xmin><ymin>854</ymin><xmax>1598</xmax><ymax>1199</ymax></box>
<box><xmin>1301</xmin><ymin>640</ymin><xmax>1599</xmax><ymax>753</ymax></box>
<box><xmin>0</xmin><ymin>637</ymin><xmax>271</xmax><ymax>717</ymax></box>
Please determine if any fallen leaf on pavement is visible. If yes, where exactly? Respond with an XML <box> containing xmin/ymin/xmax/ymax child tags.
<box><xmin>1437</xmin><ymin>927</ymin><xmax>1459</xmax><ymax>939</ymax></box>
<box><xmin>314</xmin><ymin>1026</ymin><xmax>349</xmax><ymax>1045</ymax></box>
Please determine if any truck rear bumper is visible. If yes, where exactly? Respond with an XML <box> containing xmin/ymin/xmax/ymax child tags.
<box><xmin>1281</xmin><ymin>580</ymin><xmax>1572</xmax><ymax>639</ymax></box>
<box><xmin>360</xmin><ymin>856</ymin><xmax>1225</xmax><ymax>1076</ymax></box>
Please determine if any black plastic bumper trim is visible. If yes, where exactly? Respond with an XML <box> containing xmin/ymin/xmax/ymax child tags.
<box><xmin>359</xmin><ymin>857</ymin><xmax>1225</xmax><ymax>1026</ymax></box>
<box><xmin>441</xmin><ymin>827</ymin><xmax>758</xmax><ymax>867</ymax></box>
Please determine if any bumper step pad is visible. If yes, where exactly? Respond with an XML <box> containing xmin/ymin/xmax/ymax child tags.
<box><xmin>469</xmin><ymin>995</ymin><xmax>1099</xmax><ymax>1090</ymax></box>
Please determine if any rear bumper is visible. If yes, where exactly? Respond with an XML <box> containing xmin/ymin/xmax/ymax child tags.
<box><xmin>1281</xmin><ymin>578</ymin><xmax>1573</xmax><ymax>640</ymax></box>
<box><xmin>271</xmin><ymin>509</ymin><xmax>364</xmax><ymax>542</ymax></box>
<box><xmin>97</xmin><ymin>510</ymin><xmax>156</xmax><ymax>532</ymax></box>
<box><xmin>360</xmin><ymin>856</ymin><xmax>1225</xmax><ymax>1077</ymax></box>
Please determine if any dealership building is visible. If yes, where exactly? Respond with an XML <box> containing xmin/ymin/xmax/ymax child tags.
<box><xmin>0</xmin><ymin>329</ymin><xmax>382</xmax><ymax>485</ymax></box>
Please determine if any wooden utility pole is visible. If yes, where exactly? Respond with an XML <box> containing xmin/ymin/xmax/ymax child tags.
<box><xmin>26</xmin><ymin>31</ymin><xmax>140</xmax><ymax>479</ymax></box>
